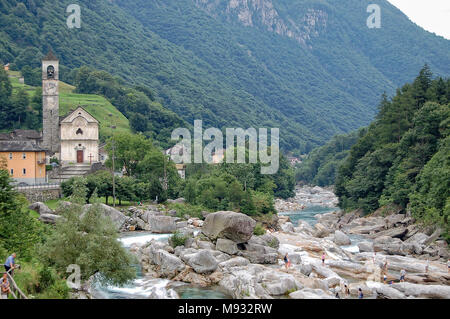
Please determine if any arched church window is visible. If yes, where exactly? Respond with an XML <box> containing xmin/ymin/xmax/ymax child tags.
<box><xmin>76</xmin><ymin>128</ymin><xmax>83</xmax><ymax>135</ymax></box>
<box><xmin>47</xmin><ymin>65</ymin><xmax>55</xmax><ymax>79</ymax></box>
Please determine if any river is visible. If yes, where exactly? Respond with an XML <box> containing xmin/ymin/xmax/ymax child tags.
<box><xmin>92</xmin><ymin>206</ymin><xmax>366</xmax><ymax>299</ymax></box>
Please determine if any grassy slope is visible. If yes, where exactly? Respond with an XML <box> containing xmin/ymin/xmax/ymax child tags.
<box><xmin>8</xmin><ymin>71</ymin><xmax>130</xmax><ymax>140</ymax></box>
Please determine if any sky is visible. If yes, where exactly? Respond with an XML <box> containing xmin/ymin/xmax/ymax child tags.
<box><xmin>387</xmin><ymin>0</ymin><xmax>450</xmax><ymax>39</ymax></box>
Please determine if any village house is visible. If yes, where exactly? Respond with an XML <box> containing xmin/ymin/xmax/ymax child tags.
<box><xmin>0</xmin><ymin>140</ymin><xmax>47</xmax><ymax>185</ymax></box>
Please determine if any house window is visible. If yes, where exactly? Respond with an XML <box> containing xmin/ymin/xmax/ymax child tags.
<box><xmin>22</xmin><ymin>168</ymin><xmax>26</xmax><ymax>175</ymax></box>
<box><xmin>22</xmin><ymin>153</ymin><xmax>26</xmax><ymax>159</ymax></box>
<box><xmin>10</xmin><ymin>169</ymin><xmax>13</xmax><ymax>176</ymax></box>
<box><xmin>9</xmin><ymin>153</ymin><xmax>12</xmax><ymax>160</ymax></box>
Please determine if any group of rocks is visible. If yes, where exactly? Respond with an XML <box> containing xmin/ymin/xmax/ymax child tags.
<box><xmin>133</xmin><ymin>205</ymin><xmax>450</xmax><ymax>299</ymax></box>
<box><xmin>310</xmin><ymin>207</ymin><xmax>448</xmax><ymax>262</ymax></box>
<box><xmin>275</xmin><ymin>186</ymin><xmax>338</xmax><ymax>212</ymax></box>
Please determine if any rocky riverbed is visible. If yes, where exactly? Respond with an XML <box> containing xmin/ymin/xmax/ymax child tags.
<box><xmin>30</xmin><ymin>189</ymin><xmax>450</xmax><ymax>299</ymax></box>
<box><xmin>275</xmin><ymin>186</ymin><xmax>339</xmax><ymax>212</ymax></box>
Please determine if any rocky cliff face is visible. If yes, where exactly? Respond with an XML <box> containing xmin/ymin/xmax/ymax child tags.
<box><xmin>193</xmin><ymin>0</ymin><xmax>328</xmax><ymax>46</ymax></box>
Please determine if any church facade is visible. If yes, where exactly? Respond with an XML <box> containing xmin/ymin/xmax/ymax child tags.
<box><xmin>60</xmin><ymin>107</ymin><xmax>99</xmax><ymax>165</ymax></box>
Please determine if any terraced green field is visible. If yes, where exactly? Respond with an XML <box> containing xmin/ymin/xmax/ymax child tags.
<box><xmin>8</xmin><ymin>71</ymin><xmax>130</xmax><ymax>141</ymax></box>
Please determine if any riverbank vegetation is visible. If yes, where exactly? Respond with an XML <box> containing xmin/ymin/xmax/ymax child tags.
<box><xmin>0</xmin><ymin>165</ymin><xmax>136</xmax><ymax>298</ymax></box>
<box><xmin>335</xmin><ymin>66</ymin><xmax>449</xmax><ymax>240</ymax></box>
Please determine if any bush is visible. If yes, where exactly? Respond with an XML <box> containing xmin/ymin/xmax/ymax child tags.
<box><xmin>169</xmin><ymin>231</ymin><xmax>190</xmax><ymax>248</ymax></box>
<box><xmin>253</xmin><ymin>223</ymin><xmax>266</xmax><ymax>236</ymax></box>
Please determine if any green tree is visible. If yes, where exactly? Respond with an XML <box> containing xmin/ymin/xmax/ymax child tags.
<box><xmin>39</xmin><ymin>187</ymin><xmax>136</xmax><ymax>286</ymax></box>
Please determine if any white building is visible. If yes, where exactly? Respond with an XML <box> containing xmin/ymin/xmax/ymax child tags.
<box><xmin>60</xmin><ymin>107</ymin><xmax>99</xmax><ymax>165</ymax></box>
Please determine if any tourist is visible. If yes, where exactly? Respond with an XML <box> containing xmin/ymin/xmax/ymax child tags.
<box><xmin>335</xmin><ymin>292</ymin><xmax>340</xmax><ymax>299</ymax></box>
<box><xmin>358</xmin><ymin>288</ymin><xmax>363</xmax><ymax>299</ymax></box>
<box><xmin>344</xmin><ymin>284</ymin><xmax>350</xmax><ymax>297</ymax></box>
<box><xmin>322</xmin><ymin>252</ymin><xmax>326</xmax><ymax>265</ymax></box>
<box><xmin>0</xmin><ymin>273</ymin><xmax>10</xmax><ymax>299</ymax></box>
<box><xmin>400</xmin><ymin>269</ymin><xmax>406</xmax><ymax>282</ymax></box>
<box><xmin>284</xmin><ymin>253</ymin><xmax>291</xmax><ymax>269</ymax></box>
<box><xmin>383</xmin><ymin>274</ymin><xmax>387</xmax><ymax>284</ymax></box>
<box><xmin>4</xmin><ymin>253</ymin><xmax>15</xmax><ymax>276</ymax></box>
<box><xmin>383</xmin><ymin>259</ymin><xmax>388</xmax><ymax>274</ymax></box>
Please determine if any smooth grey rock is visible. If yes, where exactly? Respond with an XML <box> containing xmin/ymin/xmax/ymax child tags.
<box><xmin>82</xmin><ymin>204</ymin><xmax>131</xmax><ymax>230</ymax></box>
<box><xmin>29</xmin><ymin>202</ymin><xmax>53</xmax><ymax>215</ymax></box>
<box><xmin>289</xmin><ymin>288</ymin><xmax>334</xmax><ymax>299</ymax></box>
<box><xmin>216</xmin><ymin>238</ymin><xmax>238</xmax><ymax>255</ymax></box>
<box><xmin>391</xmin><ymin>282</ymin><xmax>450</xmax><ymax>299</ymax></box>
<box><xmin>186</xmin><ymin>250</ymin><xmax>218</xmax><ymax>274</ymax></box>
<box><xmin>202</xmin><ymin>211</ymin><xmax>256</xmax><ymax>243</ymax></box>
<box><xmin>39</xmin><ymin>213</ymin><xmax>62</xmax><ymax>224</ymax></box>
<box><xmin>358</xmin><ymin>241</ymin><xmax>374</xmax><ymax>252</ymax></box>
<box><xmin>149</xmin><ymin>215</ymin><xmax>177</xmax><ymax>233</ymax></box>
<box><xmin>218</xmin><ymin>257</ymin><xmax>250</xmax><ymax>269</ymax></box>
<box><xmin>333</xmin><ymin>230</ymin><xmax>351</xmax><ymax>246</ymax></box>
<box><xmin>153</xmin><ymin>249</ymin><xmax>186</xmax><ymax>278</ymax></box>
<box><xmin>281</xmin><ymin>222</ymin><xmax>295</xmax><ymax>233</ymax></box>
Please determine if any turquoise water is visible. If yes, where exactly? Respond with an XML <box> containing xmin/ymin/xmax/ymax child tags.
<box><xmin>279</xmin><ymin>206</ymin><xmax>339</xmax><ymax>226</ymax></box>
<box><xmin>93</xmin><ymin>231</ymin><xmax>231</xmax><ymax>299</ymax></box>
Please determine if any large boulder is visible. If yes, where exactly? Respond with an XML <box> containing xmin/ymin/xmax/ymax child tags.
<box><xmin>280</xmin><ymin>222</ymin><xmax>295</xmax><ymax>233</ymax></box>
<box><xmin>149</xmin><ymin>215</ymin><xmax>177</xmax><ymax>233</ymax></box>
<box><xmin>82</xmin><ymin>204</ymin><xmax>131</xmax><ymax>230</ymax></box>
<box><xmin>202</xmin><ymin>211</ymin><xmax>256</xmax><ymax>243</ymax></box>
<box><xmin>186</xmin><ymin>250</ymin><xmax>219</xmax><ymax>274</ymax></box>
<box><xmin>287</xmin><ymin>253</ymin><xmax>303</xmax><ymax>265</ymax></box>
<box><xmin>248</xmin><ymin>234</ymin><xmax>280</xmax><ymax>249</ymax></box>
<box><xmin>39</xmin><ymin>214</ymin><xmax>62</xmax><ymax>224</ymax></box>
<box><xmin>29</xmin><ymin>202</ymin><xmax>53</xmax><ymax>215</ymax></box>
<box><xmin>333</xmin><ymin>230</ymin><xmax>351</xmax><ymax>246</ymax></box>
<box><xmin>357</xmin><ymin>241</ymin><xmax>374</xmax><ymax>253</ymax></box>
<box><xmin>218</xmin><ymin>257</ymin><xmax>250</xmax><ymax>269</ymax></box>
<box><xmin>289</xmin><ymin>288</ymin><xmax>334</xmax><ymax>299</ymax></box>
<box><xmin>313</xmin><ymin>223</ymin><xmax>330</xmax><ymax>238</ymax></box>
<box><xmin>391</xmin><ymin>282</ymin><xmax>450</xmax><ymax>299</ymax></box>
<box><xmin>216</xmin><ymin>238</ymin><xmax>238</xmax><ymax>255</ymax></box>
<box><xmin>153</xmin><ymin>249</ymin><xmax>186</xmax><ymax>278</ymax></box>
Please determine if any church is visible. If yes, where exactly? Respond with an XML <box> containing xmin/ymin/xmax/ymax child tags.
<box><xmin>41</xmin><ymin>51</ymin><xmax>100</xmax><ymax>165</ymax></box>
<box><xmin>0</xmin><ymin>51</ymin><xmax>100</xmax><ymax>185</ymax></box>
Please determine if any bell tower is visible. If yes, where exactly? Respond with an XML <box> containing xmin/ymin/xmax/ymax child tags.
<box><xmin>42</xmin><ymin>50</ymin><xmax>60</xmax><ymax>155</ymax></box>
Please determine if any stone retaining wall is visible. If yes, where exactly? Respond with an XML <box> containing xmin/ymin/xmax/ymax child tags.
<box><xmin>17</xmin><ymin>188</ymin><xmax>61</xmax><ymax>202</ymax></box>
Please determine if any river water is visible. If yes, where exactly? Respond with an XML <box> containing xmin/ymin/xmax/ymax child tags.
<box><xmin>93</xmin><ymin>206</ymin><xmax>365</xmax><ymax>299</ymax></box>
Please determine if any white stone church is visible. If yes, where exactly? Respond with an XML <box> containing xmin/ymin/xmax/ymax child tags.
<box><xmin>41</xmin><ymin>51</ymin><xmax>100</xmax><ymax>165</ymax></box>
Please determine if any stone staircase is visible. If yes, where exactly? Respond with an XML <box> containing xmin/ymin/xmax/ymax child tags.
<box><xmin>49</xmin><ymin>164</ymin><xmax>92</xmax><ymax>183</ymax></box>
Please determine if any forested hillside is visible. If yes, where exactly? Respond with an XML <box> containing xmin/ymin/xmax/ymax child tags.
<box><xmin>1</xmin><ymin>0</ymin><xmax>449</xmax><ymax>153</ymax></box>
<box><xmin>295</xmin><ymin>129</ymin><xmax>364</xmax><ymax>186</ymax></box>
<box><xmin>335</xmin><ymin>66</ymin><xmax>449</xmax><ymax>239</ymax></box>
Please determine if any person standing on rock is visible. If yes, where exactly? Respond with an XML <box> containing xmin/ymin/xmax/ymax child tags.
<box><xmin>344</xmin><ymin>284</ymin><xmax>350</xmax><ymax>297</ymax></box>
<box><xmin>358</xmin><ymin>288</ymin><xmax>363</xmax><ymax>299</ymax></box>
<box><xmin>322</xmin><ymin>252</ymin><xmax>326</xmax><ymax>265</ymax></box>
<box><xmin>284</xmin><ymin>253</ymin><xmax>291</xmax><ymax>269</ymax></box>
<box><xmin>400</xmin><ymin>269</ymin><xmax>406</xmax><ymax>282</ymax></box>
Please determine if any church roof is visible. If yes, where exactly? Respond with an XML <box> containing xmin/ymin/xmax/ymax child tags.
<box><xmin>61</xmin><ymin>106</ymin><xmax>99</xmax><ymax>124</ymax></box>
<box><xmin>0</xmin><ymin>140</ymin><xmax>45</xmax><ymax>152</ymax></box>
<box><xmin>42</xmin><ymin>50</ymin><xmax>58</xmax><ymax>61</ymax></box>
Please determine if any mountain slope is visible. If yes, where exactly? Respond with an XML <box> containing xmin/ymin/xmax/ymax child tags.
<box><xmin>1</xmin><ymin>0</ymin><xmax>449</xmax><ymax>153</ymax></box>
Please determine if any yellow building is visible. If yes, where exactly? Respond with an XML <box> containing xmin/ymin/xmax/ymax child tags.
<box><xmin>0</xmin><ymin>141</ymin><xmax>47</xmax><ymax>185</ymax></box>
